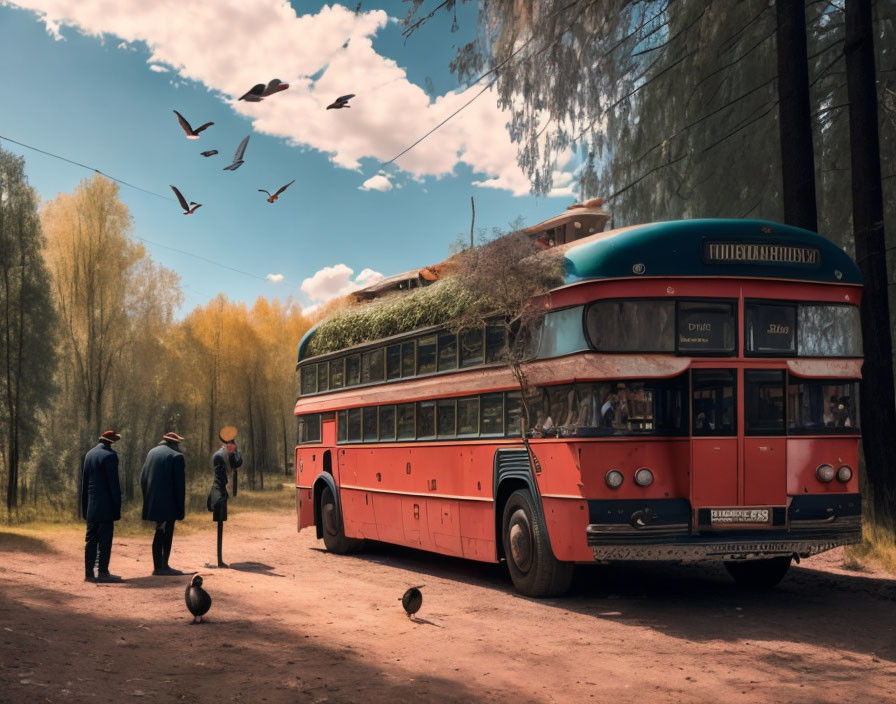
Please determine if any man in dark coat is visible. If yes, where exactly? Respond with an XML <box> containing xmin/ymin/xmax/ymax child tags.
<box><xmin>207</xmin><ymin>438</ymin><xmax>243</xmax><ymax>567</ymax></box>
<box><xmin>140</xmin><ymin>431</ymin><xmax>187</xmax><ymax>576</ymax></box>
<box><xmin>81</xmin><ymin>430</ymin><xmax>124</xmax><ymax>583</ymax></box>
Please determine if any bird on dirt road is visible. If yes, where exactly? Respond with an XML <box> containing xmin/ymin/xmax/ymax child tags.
<box><xmin>170</xmin><ymin>185</ymin><xmax>201</xmax><ymax>214</ymax></box>
<box><xmin>326</xmin><ymin>94</ymin><xmax>355</xmax><ymax>110</ymax></box>
<box><xmin>222</xmin><ymin>135</ymin><xmax>249</xmax><ymax>171</ymax></box>
<box><xmin>173</xmin><ymin>110</ymin><xmax>214</xmax><ymax>139</ymax></box>
<box><xmin>258</xmin><ymin>179</ymin><xmax>295</xmax><ymax>203</ymax></box>
<box><xmin>400</xmin><ymin>585</ymin><xmax>424</xmax><ymax>619</ymax></box>
<box><xmin>185</xmin><ymin>574</ymin><xmax>212</xmax><ymax>624</ymax></box>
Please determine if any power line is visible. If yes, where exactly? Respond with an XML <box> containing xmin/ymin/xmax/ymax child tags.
<box><xmin>0</xmin><ymin>133</ymin><xmax>270</xmax><ymax>281</ymax></box>
<box><xmin>133</xmin><ymin>235</ymin><xmax>268</xmax><ymax>281</ymax></box>
<box><xmin>0</xmin><ymin>134</ymin><xmax>173</xmax><ymax>201</ymax></box>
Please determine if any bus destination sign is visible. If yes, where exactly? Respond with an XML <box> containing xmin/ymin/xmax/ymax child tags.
<box><xmin>705</xmin><ymin>241</ymin><xmax>820</xmax><ymax>266</ymax></box>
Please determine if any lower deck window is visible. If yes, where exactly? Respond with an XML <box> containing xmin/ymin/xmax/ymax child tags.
<box><xmin>787</xmin><ymin>380</ymin><xmax>858</xmax><ymax>433</ymax></box>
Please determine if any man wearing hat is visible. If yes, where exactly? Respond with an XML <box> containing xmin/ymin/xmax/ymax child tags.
<box><xmin>207</xmin><ymin>427</ymin><xmax>243</xmax><ymax>568</ymax></box>
<box><xmin>81</xmin><ymin>430</ymin><xmax>124</xmax><ymax>583</ymax></box>
<box><xmin>140</xmin><ymin>432</ymin><xmax>187</xmax><ymax>575</ymax></box>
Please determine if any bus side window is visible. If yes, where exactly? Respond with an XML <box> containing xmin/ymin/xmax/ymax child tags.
<box><xmin>417</xmin><ymin>336</ymin><xmax>437</xmax><ymax>375</ymax></box>
<box><xmin>346</xmin><ymin>354</ymin><xmax>361</xmax><ymax>387</ymax></box>
<box><xmin>379</xmin><ymin>405</ymin><xmax>396</xmax><ymax>441</ymax></box>
<box><xmin>485</xmin><ymin>324</ymin><xmax>507</xmax><ymax>363</ymax></box>
<box><xmin>397</xmin><ymin>403</ymin><xmax>415</xmax><ymax>440</ymax></box>
<box><xmin>504</xmin><ymin>391</ymin><xmax>522</xmax><ymax>437</ymax></box>
<box><xmin>401</xmin><ymin>341</ymin><xmax>416</xmax><ymax>377</ymax></box>
<box><xmin>417</xmin><ymin>401</ymin><xmax>436</xmax><ymax>438</ymax></box>
<box><xmin>347</xmin><ymin>408</ymin><xmax>362</xmax><ymax>442</ymax></box>
<box><xmin>481</xmin><ymin>394</ymin><xmax>504</xmax><ymax>435</ymax></box>
<box><xmin>437</xmin><ymin>399</ymin><xmax>457</xmax><ymax>438</ymax></box>
<box><xmin>438</xmin><ymin>332</ymin><xmax>458</xmax><ymax>371</ymax></box>
<box><xmin>331</xmin><ymin>357</ymin><xmax>345</xmax><ymax>389</ymax></box>
<box><xmin>386</xmin><ymin>345</ymin><xmax>401</xmax><ymax>380</ymax></box>
<box><xmin>458</xmin><ymin>397</ymin><xmax>480</xmax><ymax>435</ymax></box>
<box><xmin>362</xmin><ymin>407</ymin><xmax>378</xmax><ymax>442</ymax></box>
<box><xmin>337</xmin><ymin>410</ymin><xmax>347</xmax><ymax>443</ymax></box>
<box><xmin>460</xmin><ymin>327</ymin><xmax>484</xmax><ymax>367</ymax></box>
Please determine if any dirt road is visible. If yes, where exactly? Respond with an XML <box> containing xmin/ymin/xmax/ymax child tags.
<box><xmin>2</xmin><ymin>507</ymin><xmax>895</xmax><ymax>703</ymax></box>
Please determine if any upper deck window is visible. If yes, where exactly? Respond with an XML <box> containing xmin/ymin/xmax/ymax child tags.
<box><xmin>417</xmin><ymin>335</ymin><xmax>437</xmax><ymax>374</ymax></box>
<box><xmin>677</xmin><ymin>301</ymin><xmax>736</xmax><ymax>355</ymax></box>
<box><xmin>460</xmin><ymin>328</ymin><xmax>484</xmax><ymax>367</ymax></box>
<box><xmin>361</xmin><ymin>348</ymin><xmax>384</xmax><ymax>384</ymax></box>
<box><xmin>534</xmin><ymin>306</ymin><xmax>589</xmax><ymax>358</ymax></box>
<box><xmin>301</xmin><ymin>365</ymin><xmax>317</xmax><ymax>395</ymax></box>
<box><xmin>485</xmin><ymin>324</ymin><xmax>508</xmax><ymax>363</ymax></box>
<box><xmin>438</xmin><ymin>332</ymin><xmax>458</xmax><ymax>371</ymax></box>
<box><xmin>746</xmin><ymin>303</ymin><xmax>796</xmax><ymax>355</ymax></box>
<box><xmin>745</xmin><ymin>302</ymin><xmax>862</xmax><ymax>357</ymax></box>
<box><xmin>585</xmin><ymin>300</ymin><xmax>675</xmax><ymax>353</ymax></box>
<box><xmin>798</xmin><ymin>305</ymin><xmax>862</xmax><ymax>357</ymax></box>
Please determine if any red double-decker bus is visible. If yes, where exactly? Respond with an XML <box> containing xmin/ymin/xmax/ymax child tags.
<box><xmin>294</xmin><ymin>218</ymin><xmax>863</xmax><ymax>597</ymax></box>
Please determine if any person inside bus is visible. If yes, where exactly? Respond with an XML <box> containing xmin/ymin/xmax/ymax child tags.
<box><xmin>823</xmin><ymin>395</ymin><xmax>839</xmax><ymax>427</ymax></box>
<box><xmin>838</xmin><ymin>396</ymin><xmax>853</xmax><ymax>428</ymax></box>
<box><xmin>561</xmin><ymin>387</ymin><xmax>578</xmax><ymax>430</ymax></box>
<box><xmin>615</xmin><ymin>383</ymin><xmax>631</xmax><ymax>430</ymax></box>
<box><xmin>600</xmin><ymin>390</ymin><xmax>617</xmax><ymax>428</ymax></box>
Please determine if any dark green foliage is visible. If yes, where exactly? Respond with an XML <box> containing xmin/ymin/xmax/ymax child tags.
<box><xmin>0</xmin><ymin>147</ymin><xmax>58</xmax><ymax>513</ymax></box>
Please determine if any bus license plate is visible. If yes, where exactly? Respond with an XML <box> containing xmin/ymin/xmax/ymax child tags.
<box><xmin>710</xmin><ymin>508</ymin><xmax>770</xmax><ymax>524</ymax></box>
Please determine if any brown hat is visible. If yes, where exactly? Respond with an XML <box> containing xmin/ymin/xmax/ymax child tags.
<box><xmin>162</xmin><ymin>431</ymin><xmax>185</xmax><ymax>443</ymax></box>
<box><xmin>99</xmin><ymin>430</ymin><xmax>121</xmax><ymax>443</ymax></box>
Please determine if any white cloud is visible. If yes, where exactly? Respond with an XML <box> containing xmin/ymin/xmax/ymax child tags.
<box><xmin>9</xmin><ymin>0</ymin><xmax>577</xmax><ymax>196</ymax></box>
<box><xmin>300</xmin><ymin>263</ymin><xmax>384</xmax><ymax>303</ymax></box>
<box><xmin>148</xmin><ymin>63</ymin><xmax>168</xmax><ymax>73</ymax></box>
<box><xmin>358</xmin><ymin>173</ymin><xmax>392</xmax><ymax>192</ymax></box>
<box><xmin>265</xmin><ymin>273</ymin><xmax>284</xmax><ymax>283</ymax></box>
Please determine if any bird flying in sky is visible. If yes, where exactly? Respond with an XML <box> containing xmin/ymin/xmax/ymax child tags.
<box><xmin>239</xmin><ymin>79</ymin><xmax>290</xmax><ymax>102</ymax></box>
<box><xmin>222</xmin><ymin>135</ymin><xmax>249</xmax><ymax>171</ymax></box>
<box><xmin>326</xmin><ymin>94</ymin><xmax>355</xmax><ymax>110</ymax></box>
<box><xmin>258</xmin><ymin>179</ymin><xmax>295</xmax><ymax>203</ymax></box>
<box><xmin>173</xmin><ymin>110</ymin><xmax>214</xmax><ymax>139</ymax></box>
<box><xmin>200</xmin><ymin>150</ymin><xmax>218</xmax><ymax>157</ymax></box>
<box><xmin>170</xmin><ymin>185</ymin><xmax>201</xmax><ymax>214</ymax></box>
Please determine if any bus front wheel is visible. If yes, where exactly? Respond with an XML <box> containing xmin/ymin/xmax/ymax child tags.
<box><xmin>502</xmin><ymin>489</ymin><xmax>573</xmax><ymax>597</ymax></box>
<box><xmin>320</xmin><ymin>485</ymin><xmax>364</xmax><ymax>554</ymax></box>
<box><xmin>724</xmin><ymin>556</ymin><xmax>791</xmax><ymax>590</ymax></box>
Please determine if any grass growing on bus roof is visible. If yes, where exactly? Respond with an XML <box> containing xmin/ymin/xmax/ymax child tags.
<box><xmin>306</xmin><ymin>278</ymin><xmax>478</xmax><ymax>356</ymax></box>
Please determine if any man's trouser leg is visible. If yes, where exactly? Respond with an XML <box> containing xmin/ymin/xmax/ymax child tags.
<box><xmin>85</xmin><ymin>522</ymin><xmax>100</xmax><ymax>577</ymax></box>
<box><xmin>152</xmin><ymin>521</ymin><xmax>169</xmax><ymax>570</ymax></box>
<box><xmin>163</xmin><ymin>521</ymin><xmax>175</xmax><ymax>567</ymax></box>
<box><xmin>96</xmin><ymin>522</ymin><xmax>114</xmax><ymax>574</ymax></box>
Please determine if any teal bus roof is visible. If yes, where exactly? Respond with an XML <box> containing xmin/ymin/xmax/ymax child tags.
<box><xmin>298</xmin><ymin>219</ymin><xmax>861</xmax><ymax>363</ymax></box>
<box><xmin>562</xmin><ymin>219</ymin><xmax>862</xmax><ymax>286</ymax></box>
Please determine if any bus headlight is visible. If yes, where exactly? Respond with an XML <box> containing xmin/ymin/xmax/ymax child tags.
<box><xmin>837</xmin><ymin>465</ymin><xmax>853</xmax><ymax>483</ymax></box>
<box><xmin>816</xmin><ymin>464</ymin><xmax>835</xmax><ymax>483</ymax></box>
<box><xmin>605</xmin><ymin>470</ymin><xmax>624</xmax><ymax>489</ymax></box>
<box><xmin>634</xmin><ymin>468</ymin><xmax>654</xmax><ymax>487</ymax></box>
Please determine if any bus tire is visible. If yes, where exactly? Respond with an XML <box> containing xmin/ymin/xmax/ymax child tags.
<box><xmin>320</xmin><ymin>485</ymin><xmax>364</xmax><ymax>554</ymax></box>
<box><xmin>502</xmin><ymin>489</ymin><xmax>573</xmax><ymax>597</ymax></box>
<box><xmin>724</xmin><ymin>556</ymin><xmax>791</xmax><ymax>590</ymax></box>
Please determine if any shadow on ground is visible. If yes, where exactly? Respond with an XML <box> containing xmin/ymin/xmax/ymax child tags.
<box><xmin>336</xmin><ymin>540</ymin><xmax>896</xmax><ymax>665</ymax></box>
<box><xmin>0</xmin><ymin>530</ymin><xmax>55</xmax><ymax>554</ymax></box>
<box><xmin>0</xmin><ymin>577</ymin><xmax>508</xmax><ymax>704</ymax></box>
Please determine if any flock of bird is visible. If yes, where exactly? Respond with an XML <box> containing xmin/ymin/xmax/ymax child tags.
<box><xmin>184</xmin><ymin>575</ymin><xmax>424</xmax><ymax>624</ymax></box>
<box><xmin>169</xmin><ymin>81</ymin><xmax>356</xmax><ymax>215</ymax></box>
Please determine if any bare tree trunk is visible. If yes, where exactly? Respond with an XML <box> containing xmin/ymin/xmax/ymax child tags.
<box><xmin>775</xmin><ymin>0</ymin><xmax>817</xmax><ymax>231</ymax></box>
<box><xmin>845</xmin><ymin>0</ymin><xmax>896</xmax><ymax>527</ymax></box>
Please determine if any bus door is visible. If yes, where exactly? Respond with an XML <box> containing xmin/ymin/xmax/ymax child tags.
<box><xmin>690</xmin><ymin>369</ymin><xmax>738</xmax><ymax>507</ymax></box>
<box><xmin>742</xmin><ymin>370</ymin><xmax>787</xmax><ymax>506</ymax></box>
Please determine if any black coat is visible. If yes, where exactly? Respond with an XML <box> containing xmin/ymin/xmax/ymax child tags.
<box><xmin>140</xmin><ymin>442</ymin><xmax>186</xmax><ymax>522</ymax></box>
<box><xmin>80</xmin><ymin>442</ymin><xmax>122</xmax><ymax>522</ymax></box>
<box><xmin>207</xmin><ymin>446</ymin><xmax>242</xmax><ymax>521</ymax></box>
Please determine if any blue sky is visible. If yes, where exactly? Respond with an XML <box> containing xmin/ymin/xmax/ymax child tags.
<box><xmin>0</xmin><ymin>0</ymin><xmax>576</xmax><ymax>314</ymax></box>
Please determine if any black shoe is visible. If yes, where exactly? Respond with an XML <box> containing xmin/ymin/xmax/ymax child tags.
<box><xmin>152</xmin><ymin>567</ymin><xmax>184</xmax><ymax>576</ymax></box>
<box><xmin>217</xmin><ymin>561</ymin><xmax>229</xmax><ymax>569</ymax></box>
<box><xmin>95</xmin><ymin>573</ymin><xmax>123</xmax><ymax>583</ymax></box>
<box><xmin>164</xmin><ymin>566</ymin><xmax>185</xmax><ymax>575</ymax></box>
<box><xmin>85</xmin><ymin>572</ymin><xmax>96</xmax><ymax>583</ymax></box>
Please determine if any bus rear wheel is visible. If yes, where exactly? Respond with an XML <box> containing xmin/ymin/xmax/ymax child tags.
<box><xmin>724</xmin><ymin>556</ymin><xmax>792</xmax><ymax>590</ymax></box>
<box><xmin>320</xmin><ymin>485</ymin><xmax>364</xmax><ymax>554</ymax></box>
<box><xmin>502</xmin><ymin>489</ymin><xmax>573</xmax><ymax>597</ymax></box>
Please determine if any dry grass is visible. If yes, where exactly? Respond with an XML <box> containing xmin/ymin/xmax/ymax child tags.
<box><xmin>0</xmin><ymin>483</ymin><xmax>295</xmax><ymax>542</ymax></box>
<box><xmin>844</xmin><ymin>519</ymin><xmax>896</xmax><ymax>574</ymax></box>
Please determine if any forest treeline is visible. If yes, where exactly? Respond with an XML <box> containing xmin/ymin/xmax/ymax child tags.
<box><xmin>0</xmin><ymin>160</ymin><xmax>310</xmax><ymax>518</ymax></box>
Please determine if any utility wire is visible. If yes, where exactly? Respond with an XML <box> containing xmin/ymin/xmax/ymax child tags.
<box><xmin>133</xmin><ymin>235</ymin><xmax>268</xmax><ymax>281</ymax></box>
<box><xmin>0</xmin><ymin>134</ymin><xmax>269</xmax><ymax>281</ymax></box>
<box><xmin>0</xmin><ymin>134</ymin><xmax>173</xmax><ymax>201</ymax></box>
